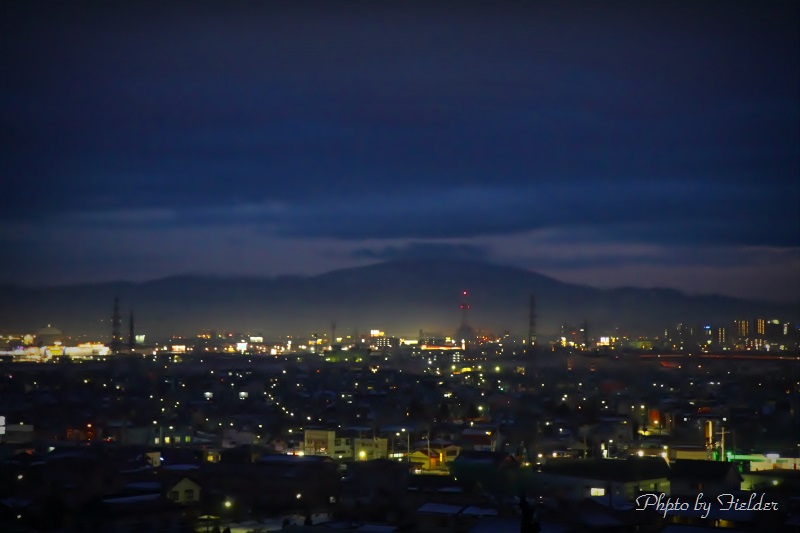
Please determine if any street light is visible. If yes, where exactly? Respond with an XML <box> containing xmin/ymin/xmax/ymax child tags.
<box><xmin>401</xmin><ymin>428</ymin><xmax>410</xmax><ymax>462</ymax></box>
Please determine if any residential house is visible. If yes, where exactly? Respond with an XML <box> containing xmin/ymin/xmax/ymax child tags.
<box><xmin>76</xmin><ymin>494</ymin><xmax>186</xmax><ymax>532</ymax></box>
<box><xmin>303</xmin><ymin>428</ymin><xmax>386</xmax><ymax>461</ymax></box>
<box><xmin>459</xmin><ymin>428</ymin><xmax>500</xmax><ymax>452</ymax></box>
<box><xmin>202</xmin><ymin>454</ymin><xmax>342</xmax><ymax>515</ymax></box>
<box><xmin>448</xmin><ymin>450</ymin><xmax>519</xmax><ymax>495</ymax></box>
<box><xmin>669</xmin><ymin>460</ymin><xmax>742</xmax><ymax>497</ymax></box>
<box><xmin>535</xmin><ymin>456</ymin><xmax>671</xmax><ymax>502</ymax></box>
<box><xmin>409</xmin><ymin>449</ymin><xmax>440</xmax><ymax>470</ymax></box>
<box><xmin>354</xmin><ymin>436</ymin><xmax>388</xmax><ymax>461</ymax></box>
<box><xmin>428</xmin><ymin>439</ymin><xmax>461</xmax><ymax>466</ymax></box>
<box><xmin>415</xmin><ymin>502</ymin><xmax>498</xmax><ymax>533</ymax></box>
<box><xmin>166</xmin><ymin>477</ymin><xmax>201</xmax><ymax>505</ymax></box>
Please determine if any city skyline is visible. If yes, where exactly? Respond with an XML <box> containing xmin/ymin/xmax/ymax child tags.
<box><xmin>2</xmin><ymin>1</ymin><xmax>798</xmax><ymax>303</ymax></box>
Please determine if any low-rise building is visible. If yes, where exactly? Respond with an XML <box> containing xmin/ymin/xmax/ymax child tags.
<box><xmin>668</xmin><ymin>459</ymin><xmax>742</xmax><ymax>497</ymax></box>
<box><xmin>535</xmin><ymin>457</ymin><xmax>671</xmax><ymax>501</ymax></box>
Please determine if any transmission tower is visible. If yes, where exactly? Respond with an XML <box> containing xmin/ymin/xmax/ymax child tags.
<box><xmin>527</xmin><ymin>294</ymin><xmax>537</xmax><ymax>355</ymax></box>
<box><xmin>128</xmin><ymin>311</ymin><xmax>135</xmax><ymax>352</ymax></box>
<box><xmin>111</xmin><ymin>297</ymin><xmax>122</xmax><ymax>353</ymax></box>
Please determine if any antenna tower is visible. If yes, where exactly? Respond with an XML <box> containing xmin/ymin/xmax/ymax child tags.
<box><xmin>528</xmin><ymin>294</ymin><xmax>537</xmax><ymax>354</ymax></box>
<box><xmin>459</xmin><ymin>290</ymin><xmax>470</xmax><ymax>330</ymax></box>
<box><xmin>111</xmin><ymin>297</ymin><xmax>122</xmax><ymax>353</ymax></box>
<box><xmin>128</xmin><ymin>311</ymin><xmax>135</xmax><ymax>352</ymax></box>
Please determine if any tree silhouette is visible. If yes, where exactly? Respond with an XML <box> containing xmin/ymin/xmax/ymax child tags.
<box><xmin>436</xmin><ymin>401</ymin><xmax>450</xmax><ymax>422</ymax></box>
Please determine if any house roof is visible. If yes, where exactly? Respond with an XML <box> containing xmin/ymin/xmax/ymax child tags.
<box><xmin>417</xmin><ymin>502</ymin><xmax>463</xmax><ymax>515</ymax></box>
<box><xmin>410</xmin><ymin>449</ymin><xmax>439</xmax><ymax>458</ymax></box>
<box><xmin>669</xmin><ymin>460</ymin><xmax>742</xmax><ymax>482</ymax></box>
<box><xmin>468</xmin><ymin>517</ymin><xmax>569</xmax><ymax>533</ymax></box>
<box><xmin>540</xmin><ymin>456</ymin><xmax>671</xmax><ymax>483</ymax></box>
<box><xmin>452</xmin><ymin>450</ymin><xmax>515</xmax><ymax>466</ymax></box>
<box><xmin>258</xmin><ymin>454</ymin><xmax>335</xmax><ymax>465</ymax></box>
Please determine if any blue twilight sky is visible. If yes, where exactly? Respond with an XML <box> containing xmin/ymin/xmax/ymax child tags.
<box><xmin>1</xmin><ymin>1</ymin><xmax>798</xmax><ymax>302</ymax></box>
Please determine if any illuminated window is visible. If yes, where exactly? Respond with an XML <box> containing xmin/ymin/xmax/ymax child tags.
<box><xmin>165</xmin><ymin>436</ymin><xmax>171</xmax><ymax>444</ymax></box>
<box><xmin>590</xmin><ymin>488</ymin><xmax>605</xmax><ymax>496</ymax></box>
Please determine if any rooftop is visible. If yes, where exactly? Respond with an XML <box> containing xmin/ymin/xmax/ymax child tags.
<box><xmin>540</xmin><ymin>456</ymin><xmax>671</xmax><ymax>482</ymax></box>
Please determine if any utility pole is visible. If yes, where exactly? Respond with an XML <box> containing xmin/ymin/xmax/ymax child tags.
<box><xmin>716</xmin><ymin>426</ymin><xmax>730</xmax><ymax>461</ymax></box>
<box><xmin>401</xmin><ymin>428</ymin><xmax>409</xmax><ymax>462</ymax></box>
<box><xmin>427</xmin><ymin>424</ymin><xmax>432</xmax><ymax>470</ymax></box>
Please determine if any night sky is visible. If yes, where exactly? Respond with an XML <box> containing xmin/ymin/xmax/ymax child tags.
<box><xmin>2</xmin><ymin>1</ymin><xmax>798</xmax><ymax>302</ymax></box>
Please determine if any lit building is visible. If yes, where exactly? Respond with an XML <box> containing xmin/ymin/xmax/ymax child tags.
<box><xmin>303</xmin><ymin>429</ymin><xmax>387</xmax><ymax>461</ymax></box>
<box><xmin>372</xmin><ymin>336</ymin><xmax>396</xmax><ymax>350</ymax></box>
<box><xmin>412</xmin><ymin>339</ymin><xmax>464</xmax><ymax>364</ymax></box>
<box><xmin>353</xmin><ymin>437</ymin><xmax>388</xmax><ymax>461</ymax></box>
<box><xmin>716</xmin><ymin>326</ymin><xmax>728</xmax><ymax>347</ymax></box>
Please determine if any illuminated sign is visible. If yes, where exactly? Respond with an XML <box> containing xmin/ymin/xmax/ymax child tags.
<box><xmin>420</xmin><ymin>345</ymin><xmax>461</xmax><ymax>350</ymax></box>
<box><xmin>46</xmin><ymin>345</ymin><xmax>64</xmax><ymax>356</ymax></box>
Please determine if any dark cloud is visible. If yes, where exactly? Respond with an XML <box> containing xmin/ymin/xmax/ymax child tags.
<box><xmin>0</xmin><ymin>1</ymin><xmax>797</xmax><ymax>300</ymax></box>
<box><xmin>352</xmin><ymin>243</ymin><xmax>489</xmax><ymax>262</ymax></box>
<box><xmin>517</xmin><ymin>246</ymin><xmax>800</xmax><ymax>271</ymax></box>
<box><xmin>3</xmin><ymin>2</ymin><xmax>797</xmax><ymax>210</ymax></box>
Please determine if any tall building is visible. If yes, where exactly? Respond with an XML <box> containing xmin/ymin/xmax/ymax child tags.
<box><xmin>717</xmin><ymin>326</ymin><xmax>728</xmax><ymax>347</ymax></box>
<box><xmin>734</xmin><ymin>319</ymin><xmax>750</xmax><ymax>339</ymax></box>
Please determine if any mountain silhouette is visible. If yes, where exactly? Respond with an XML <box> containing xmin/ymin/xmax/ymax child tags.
<box><xmin>0</xmin><ymin>259</ymin><xmax>795</xmax><ymax>341</ymax></box>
